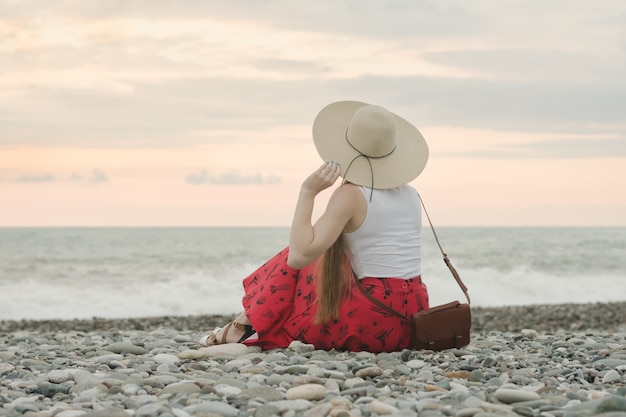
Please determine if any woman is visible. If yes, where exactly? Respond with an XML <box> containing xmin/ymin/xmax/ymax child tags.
<box><xmin>200</xmin><ymin>100</ymin><xmax>430</xmax><ymax>352</ymax></box>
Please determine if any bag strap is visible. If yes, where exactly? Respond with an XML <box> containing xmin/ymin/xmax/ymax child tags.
<box><xmin>353</xmin><ymin>271</ymin><xmax>407</xmax><ymax>320</ymax></box>
<box><xmin>352</xmin><ymin>193</ymin><xmax>471</xmax><ymax>315</ymax></box>
<box><xmin>417</xmin><ymin>193</ymin><xmax>471</xmax><ymax>305</ymax></box>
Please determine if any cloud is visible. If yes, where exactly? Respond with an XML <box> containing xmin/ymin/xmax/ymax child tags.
<box><xmin>0</xmin><ymin>0</ymin><xmax>624</xmax><ymax>161</ymax></box>
<box><xmin>68</xmin><ymin>169</ymin><xmax>109</xmax><ymax>184</ymax></box>
<box><xmin>445</xmin><ymin>136</ymin><xmax>626</xmax><ymax>159</ymax></box>
<box><xmin>1</xmin><ymin>74</ymin><xmax>623</xmax><ymax>151</ymax></box>
<box><xmin>185</xmin><ymin>169</ymin><xmax>281</xmax><ymax>185</ymax></box>
<box><xmin>14</xmin><ymin>173</ymin><xmax>56</xmax><ymax>183</ymax></box>
<box><xmin>2</xmin><ymin>169</ymin><xmax>109</xmax><ymax>184</ymax></box>
<box><xmin>423</xmin><ymin>49</ymin><xmax>622</xmax><ymax>83</ymax></box>
<box><xmin>185</xmin><ymin>170</ymin><xmax>209</xmax><ymax>185</ymax></box>
<box><xmin>528</xmin><ymin>137</ymin><xmax>626</xmax><ymax>158</ymax></box>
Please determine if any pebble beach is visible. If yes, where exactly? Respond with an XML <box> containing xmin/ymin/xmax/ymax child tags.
<box><xmin>1</xmin><ymin>302</ymin><xmax>625</xmax><ymax>417</ymax></box>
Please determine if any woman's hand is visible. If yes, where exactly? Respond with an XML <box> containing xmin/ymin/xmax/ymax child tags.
<box><xmin>301</xmin><ymin>161</ymin><xmax>342</xmax><ymax>196</ymax></box>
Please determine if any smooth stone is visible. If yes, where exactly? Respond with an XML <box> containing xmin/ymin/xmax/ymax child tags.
<box><xmin>341</xmin><ymin>385</ymin><xmax>376</xmax><ymax>396</ymax></box>
<box><xmin>266</xmin><ymin>374</ymin><xmax>295</xmax><ymax>385</ymax></box>
<box><xmin>286</xmin><ymin>384</ymin><xmax>327</xmax><ymax>401</ymax></box>
<box><xmin>521</xmin><ymin>329</ymin><xmax>538</xmax><ymax>338</ymax></box>
<box><xmin>134</xmin><ymin>394</ymin><xmax>159</xmax><ymax>406</ymax></box>
<box><xmin>135</xmin><ymin>403</ymin><xmax>170</xmax><ymax>417</ymax></box>
<box><xmin>395</xmin><ymin>364</ymin><xmax>412</xmax><ymax>375</ymax></box>
<box><xmin>355</xmin><ymin>366</ymin><xmax>383</xmax><ymax>379</ymax></box>
<box><xmin>472</xmin><ymin>413</ymin><xmax>515</xmax><ymax>417</ymax></box>
<box><xmin>14</xmin><ymin>402</ymin><xmax>41</xmax><ymax>413</ymax></box>
<box><xmin>304</xmin><ymin>403</ymin><xmax>333</xmax><ymax>417</ymax></box>
<box><xmin>565</xmin><ymin>398</ymin><xmax>607</xmax><ymax>415</ymax></box>
<box><xmin>512</xmin><ymin>405</ymin><xmax>534</xmax><ymax>417</ymax></box>
<box><xmin>288</xmin><ymin>340</ymin><xmax>316</xmax><ymax>353</ymax></box>
<box><xmin>178</xmin><ymin>343</ymin><xmax>250</xmax><ymax>359</ymax></box>
<box><xmin>224</xmin><ymin>358</ymin><xmax>253</xmax><ymax>368</ymax></box>
<box><xmin>20</xmin><ymin>359</ymin><xmax>52</xmax><ymax>371</ymax></box>
<box><xmin>215</xmin><ymin>384</ymin><xmax>242</xmax><ymax>397</ymax></box>
<box><xmin>239</xmin><ymin>365</ymin><xmax>267</xmax><ymax>374</ymax></box>
<box><xmin>445</xmin><ymin>370</ymin><xmax>471</xmax><ymax>380</ymax></box>
<box><xmin>155</xmin><ymin>363</ymin><xmax>175</xmax><ymax>373</ymax></box>
<box><xmin>255</xmin><ymin>404</ymin><xmax>282</xmax><ymax>417</ymax></box>
<box><xmin>368</xmin><ymin>399</ymin><xmax>399</xmax><ymax>415</ymax></box>
<box><xmin>215</xmin><ymin>377</ymin><xmax>248</xmax><ymax>390</ymax></box>
<box><xmin>57</xmin><ymin>411</ymin><xmax>88</xmax><ymax>417</ymax></box>
<box><xmin>602</xmin><ymin>370</ymin><xmax>622</xmax><ymax>383</ymax></box>
<box><xmin>104</xmin><ymin>343</ymin><xmax>148</xmax><ymax>355</ymax></box>
<box><xmin>323</xmin><ymin>370</ymin><xmax>348</xmax><ymax>381</ymax></box>
<box><xmin>173</xmin><ymin>335</ymin><xmax>194</xmax><ymax>343</ymax></box>
<box><xmin>469</xmin><ymin>369</ymin><xmax>485</xmax><ymax>382</ymax></box>
<box><xmin>153</xmin><ymin>353</ymin><xmax>180</xmax><ymax>365</ymax></box>
<box><xmin>591</xmin><ymin>413</ymin><xmax>626</xmax><ymax>417</ymax></box>
<box><xmin>3</xmin><ymin>396</ymin><xmax>39</xmax><ymax>408</ymax></box>
<box><xmin>145</xmin><ymin>374</ymin><xmax>179</xmax><ymax>386</ymax></box>
<box><xmin>0</xmin><ymin>363</ymin><xmax>15</xmax><ymax>375</ymax></box>
<box><xmin>344</xmin><ymin>377</ymin><xmax>366</xmax><ymax>388</ymax></box>
<box><xmin>267</xmin><ymin>399</ymin><xmax>313</xmax><ymax>411</ymax></box>
<box><xmin>90</xmin><ymin>354</ymin><xmax>124</xmax><ymax>364</ymax></box>
<box><xmin>456</xmin><ymin>407</ymin><xmax>485</xmax><ymax>417</ymax></box>
<box><xmin>511</xmin><ymin>400</ymin><xmax>551</xmax><ymax>409</ymax></box>
<box><xmin>325</xmin><ymin>379</ymin><xmax>340</xmax><ymax>392</ymax></box>
<box><xmin>35</xmin><ymin>381</ymin><xmax>72</xmax><ymax>397</ymax></box>
<box><xmin>406</xmin><ymin>359</ymin><xmax>426</xmax><ymax>369</ymax></box>
<box><xmin>185</xmin><ymin>401</ymin><xmax>239</xmax><ymax>417</ymax></box>
<box><xmin>285</xmin><ymin>365</ymin><xmax>311</xmax><ymax>375</ymax></box>
<box><xmin>161</xmin><ymin>382</ymin><xmax>201</xmax><ymax>395</ymax></box>
<box><xmin>82</xmin><ymin>408</ymin><xmax>130</xmax><ymax>417</ymax></box>
<box><xmin>69</xmin><ymin>369</ymin><xmax>103</xmax><ymax>385</ymax></box>
<box><xmin>242</xmin><ymin>385</ymin><xmax>285</xmax><ymax>401</ymax></box>
<box><xmin>307</xmin><ymin>366</ymin><xmax>327</xmax><ymax>378</ymax></box>
<box><xmin>48</xmin><ymin>369</ymin><xmax>73</xmax><ymax>383</ymax></box>
<box><xmin>596</xmin><ymin>396</ymin><xmax>626</xmax><ymax>413</ymax></box>
<box><xmin>494</xmin><ymin>388</ymin><xmax>541</xmax><ymax>404</ymax></box>
<box><xmin>0</xmin><ymin>351</ymin><xmax>15</xmax><ymax>360</ymax></box>
<box><xmin>122</xmin><ymin>383</ymin><xmax>142</xmax><ymax>395</ymax></box>
<box><xmin>70</xmin><ymin>382</ymin><xmax>108</xmax><ymax>395</ymax></box>
<box><xmin>293</xmin><ymin>375</ymin><xmax>326</xmax><ymax>385</ymax></box>
<box><xmin>594</xmin><ymin>359</ymin><xmax>626</xmax><ymax>369</ymax></box>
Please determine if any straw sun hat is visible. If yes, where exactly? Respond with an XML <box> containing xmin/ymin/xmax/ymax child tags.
<box><xmin>312</xmin><ymin>101</ymin><xmax>428</xmax><ymax>190</ymax></box>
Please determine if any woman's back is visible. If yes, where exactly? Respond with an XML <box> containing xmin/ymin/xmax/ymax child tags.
<box><xmin>344</xmin><ymin>184</ymin><xmax>422</xmax><ymax>279</ymax></box>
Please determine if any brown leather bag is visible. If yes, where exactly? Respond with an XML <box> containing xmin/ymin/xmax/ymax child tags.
<box><xmin>354</xmin><ymin>194</ymin><xmax>471</xmax><ymax>351</ymax></box>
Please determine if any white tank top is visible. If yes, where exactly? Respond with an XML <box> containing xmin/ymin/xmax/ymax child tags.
<box><xmin>343</xmin><ymin>185</ymin><xmax>422</xmax><ymax>279</ymax></box>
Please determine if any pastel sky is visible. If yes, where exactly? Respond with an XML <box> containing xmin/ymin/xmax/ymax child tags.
<box><xmin>1</xmin><ymin>0</ymin><xmax>625</xmax><ymax>227</ymax></box>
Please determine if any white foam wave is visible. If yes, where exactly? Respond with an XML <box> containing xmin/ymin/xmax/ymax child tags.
<box><xmin>424</xmin><ymin>266</ymin><xmax>625</xmax><ymax>307</ymax></box>
<box><xmin>0</xmin><ymin>265</ymin><xmax>256</xmax><ymax>321</ymax></box>
<box><xmin>1</xmin><ymin>266</ymin><xmax>623</xmax><ymax>320</ymax></box>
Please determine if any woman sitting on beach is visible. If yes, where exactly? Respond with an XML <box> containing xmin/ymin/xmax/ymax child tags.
<box><xmin>199</xmin><ymin>100</ymin><xmax>430</xmax><ymax>353</ymax></box>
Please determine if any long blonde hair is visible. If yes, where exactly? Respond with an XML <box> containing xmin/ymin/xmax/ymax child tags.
<box><xmin>314</xmin><ymin>235</ymin><xmax>351</xmax><ymax>324</ymax></box>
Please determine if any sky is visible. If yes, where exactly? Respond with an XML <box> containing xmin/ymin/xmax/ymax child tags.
<box><xmin>1</xmin><ymin>0</ymin><xmax>625</xmax><ymax>227</ymax></box>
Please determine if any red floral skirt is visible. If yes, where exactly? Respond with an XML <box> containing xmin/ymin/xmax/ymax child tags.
<box><xmin>241</xmin><ymin>247</ymin><xmax>429</xmax><ymax>352</ymax></box>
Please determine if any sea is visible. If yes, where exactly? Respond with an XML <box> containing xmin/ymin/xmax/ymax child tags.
<box><xmin>0</xmin><ymin>227</ymin><xmax>624</xmax><ymax>321</ymax></box>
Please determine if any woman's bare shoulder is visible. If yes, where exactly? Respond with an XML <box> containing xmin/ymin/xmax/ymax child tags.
<box><xmin>329</xmin><ymin>183</ymin><xmax>366</xmax><ymax>232</ymax></box>
<box><xmin>333</xmin><ymin>182</ymin><xmax>362</xmax><ymax>197</ymax></box>
<box><xmin>327</xmin><ymin>183</ymin><xmax>363</xmax><ymax>206</ymax></box>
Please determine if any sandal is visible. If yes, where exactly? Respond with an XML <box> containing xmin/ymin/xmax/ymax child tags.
<box><xmin>198</xmin><ymin>321</ymin><xmax>256</xmax><ymax>346</ymax></box>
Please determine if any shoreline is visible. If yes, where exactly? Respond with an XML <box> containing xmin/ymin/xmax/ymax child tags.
<box><xmin>2</xmin><ymin>301</ymin><xmax>625</xmax><ymax>334</ymax></box>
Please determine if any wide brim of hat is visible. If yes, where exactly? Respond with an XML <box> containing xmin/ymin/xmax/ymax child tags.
<box><xmin>312</xmin><ymin>101</ymin><xmax>429</xmax><ymax>189</ymax></box>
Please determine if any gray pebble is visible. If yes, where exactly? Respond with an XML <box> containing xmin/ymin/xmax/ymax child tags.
<box><xmin>602</xmin><ymin>370</ymin><xmax>622</xmax><ymax>383</ymax></box>
<box><xmin>0</xmin><ymin>319</ymin><xmax>624</xmax><ymax>417</ymax></box>
<box><xmin>104</xmin><ymin>343</ymin><xmax>148</xmax><ymax>355</ymax></box>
